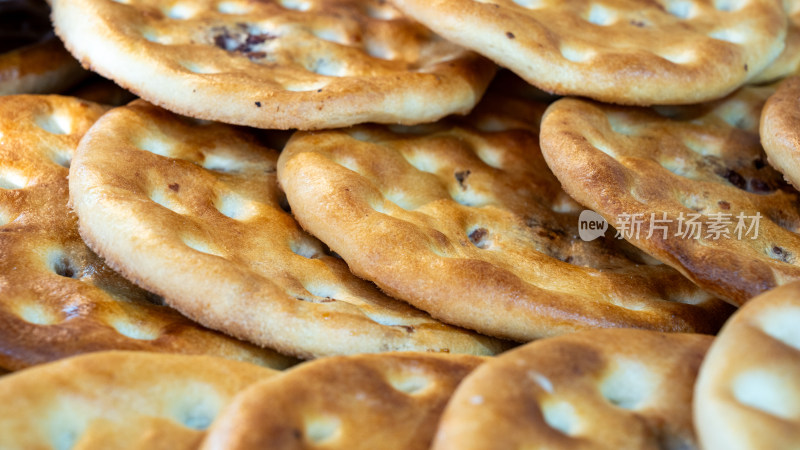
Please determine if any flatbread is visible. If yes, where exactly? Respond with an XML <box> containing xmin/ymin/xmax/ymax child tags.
<box><xmin>540</xmin><ymin>84</ymin><xmax>800</xmax><ymax>306</ymax></box>
<box><xmin>0</xmin><ymin>351</ymin><xmax>278</xmax><ymax>449</ymax></box>
<box><xmin>0</xmin><ymin>95</ymin><xmax>294</xmax><ymax>371</ymax></box>
<box><xmin>51</xmin><ymin>0</ymin><xmax>495</xmax><ymax>130</ymax></box>
<box><xmin>751</xmin><ymin>0</ymin><xmax>800</xmax><ymax>83</ymax></box>
<box><xmin>277</xmin><ymin>92</ymin><xmax>733</xmax><ymax>342</ymax></box>
<box><xmin>761</xmin><ymin>76</ymin><xmax>800</xmax><ymax>189</ymax></box>
<box><xmin>389</xmin><ymin>0</ymin><xmax>786</xmax><ymax>105</ymax></box>
<box><xmin>0</xmin><ymin>0</ymin><xmax>87</xmax><ymax>94</ymax></box>
<box><xmin>202</xmin><ymin>352</ymin><xmax>484</xmax><ymax>450</ymax></box>
<box><xmin>695</xmin><ymin>280</ymin><xmax>800</xmax><ymax>450</ymax></box>
<box><xmin>69</xmin><ymin>100</ymin><xmax>506</xmax><ymax>359</ymax></box>
<box><xmin>433</xmin><ymin>329</ymin><xmax>712</xmax><ymax>450</ymax></box>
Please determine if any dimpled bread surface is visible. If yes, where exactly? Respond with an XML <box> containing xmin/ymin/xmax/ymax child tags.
<box><xmin>389</xmin><ymin>0</ymin><xmax>787</xmax><ymax>105</ymax></box>
<box><xmin>50</xmin><ymin>0</ymin><xmax>495</xmax><ymax>129</ymax></box>
<box><xmin>202</xmin><ymin>352</ymin><xmax>485</xmax><ymax>450</ymax></box>
<box><xmin>695</xmin><ymin>281</ymin><xmax>800</xmax><ymax>450</ymax></box>
<box><xmin>277</xmin><ymin>92</ymin><xmax>734</xmax><ymax>342</ymax></box>
<box><xmin>541</xmin><ymin>84</ymin><xmax>800</xmax><ymax>306</ymax></box>
<box><xmin>0</xmin><ymin>94</ymin><xmax>294</xmax><ymax>371</ymax></box>
<box><xmin>0</xmin><ymin>351</ymin><xmax>279</xmax><ymax>449</ymax></box>
<box><xmin>433</xmin><ymin>329</ymin><xmax>712</xmax><ymax>450</ymax></box>
<box><xmin>68</xmin><ymin>100</ymin><xmax>506</xmax><ymax>359</ymax></box>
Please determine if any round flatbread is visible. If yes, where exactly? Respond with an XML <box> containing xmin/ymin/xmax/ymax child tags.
<box><xmin>0</xmin><ymin>351</ymin><xmax>278</xmax><ymax>450</ymax></box>
<box><xmin>541</xmin><ymin>84</ymin><xmax>800</xmax><ymax>306</ymax></box>
<box><xmin>761</xmin><ymin>76</ymin><xmax>800</xmax><ymax>190</ymax></box>
<box><xmin>202</xmin><ymin>352</ymin><xmax>484</xmax><ymax>450</ymax></box>
<box><xmin>69</xmin><ymin>100</ymin><xmax>505</xmax><ymax>359</ymax></box>
<box><xmin>0</xmin><ymin>95</ymin><xmax>294</xmax><ymax>371</ymax></box>
<box><xmin>51</xmin><ymin>0</ymin><xmax>495</xmax><ymax>130</ymax></box>
<box><xmin>695</xmin><ymin>281</ymin><xmax>800</xmax><ymax>450</ymax></box>
<box><xmin>389</xmin><ymin>0</ymin><xmax>786</xmax><ymax>105</ymax></box>
<box><xmin>277</xmin><ymin>92</ymin><xmax>733</xmax><ymax>342</ymax></box>
<box><xmin>433</xmin><ymin>329</ymin><xmax>712</xmax><ymax>450</ymax></box>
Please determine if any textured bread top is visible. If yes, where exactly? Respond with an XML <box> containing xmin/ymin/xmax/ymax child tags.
<box><xmin>761</xmin><ymin>76</ymin><xmax>800</xmax><ymax>190</ymax></box>
<box><xmin>695</xmin><ymin>281</ymin><xmax>800</xmax><ymax>450</ymax></box>
<box><xmin>541</xmin><ymin>85</ymin><xmax>800</xmax><ymax>306</ymax></box>
<box><xmin>0</xmin><ymin>351</ymin><xmax>278</xmax><ymax>450</ymax></box>
<box><xmin>0</xmin><ymin>95</ymin><xmax>293</xmax><ymax>371</ymax></box>
<box><xmin>51</xmin><ymin>0</ymin><xmax>495</xmax><ymax>130</ymax></box>
<box><xmin>390</xmin><ymin>0</ymin><xmax>786</xmax><ymax>105</ymax></box>
<box><xmin>202</xmin><ymin>352</ymin><xmax>484</xmax><ymax>450</ymax></box>
<box><xmin>69</xmin><ymin>100</ymin><xmax>506</xmax><ymax>359</ymax></box>
<box><xmin>278</xmin><ymin>93</ymin><xmax>733</xmax><ymax>342</ymax></box>
<box><xmin>433</xmin><ymin>329</ymin><xmax>712</xmax><ymax>450</ymax></box>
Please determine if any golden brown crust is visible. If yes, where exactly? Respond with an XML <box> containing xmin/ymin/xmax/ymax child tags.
<box><xmin>389</xmin><ymin>0</ymin><xmax>786</xmax><ymax>105</ymax></box>
<box><xmin>202</xmin><ymin>352</ymin><xmax>485</xmax><ymax>450</ymax></box>
<box><xmin>0</xmin><ymin>351</ymin><xmax>278</xmax><ymax>449</ymax></box>
<box><xmin>695</xmin><ymin>281</ymin><xmax>800</xmax><ymax>450</ymax></box>
<box><xmin>433</xmin><ymin>329</ymin><xmax>712</xmax><ymax>450</ymax></box>
<box><xmin>761</xmin><ymin>76</ymin><xmax>800</xmax><ymax>190</ymax></box>
<box><xmin>69</xmin><ymin>100</ymin><xmax>506</xmax><ymax>359</ymax></box>
<box><xmin>541</xmin><ymin>85</ymin><xmax>800</xmax><ymax>306</ymax></box>
<box><xmin>278</xmin><ymin>93</ymin><xmax>733</xmax><ymax>342</ymax></box>
<box><xmin>51</xmin><ymin>0</ymin><xmax>495</xmax><ymax>130</ymax></box>
<box><xmin>0</xmin><ymin>95</ymin><xmax>295</xmax><ymax>371</ymax></box>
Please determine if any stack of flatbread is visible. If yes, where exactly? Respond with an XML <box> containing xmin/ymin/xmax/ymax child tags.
<box><xmin>1</xmin><ymin>0</ymin><xmax>799</xmax><ymax>447</ymax></box>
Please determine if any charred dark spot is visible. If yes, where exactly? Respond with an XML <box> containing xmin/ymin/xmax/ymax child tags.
<box><xmin>317</xmin><ymin>89</ymin><xmax>323</xmax><ymax>93</ymax></box>
<box><xmin>246</xmin><ymin>51</ymin><xmax>266</xmax><ymax>60</ymax></box>
<box><xmin>455</xmin><ymin>170</ymin><xmax>471</xmax><ymax>189</ymax></box>
<box><xmin>744</xmin><ymin>64</ymin><xmax>748</xmax><ymax>72</ymax></box>
<box><xmin>563</xmin><ymin>255</ymin><xmax>573</xmax><ymax>264</ymax></box>
<box><xmin>749</xmin><ymin>178</ymin><xmax>773</xmax><ymax>193</ymax></box>
<box><xmin>213</xmin><ymin>33</ymin><xmax>228</xmax><ymax>49</ymax></box>
<box><xmin>506</xmin><ymin>31</ymin><xmax>515</xmax><ymax>39</ymax></box>
<box><xmin>721</xmin><ymin>169</ymin><xmax>746</xmax><ymax>190</ymax></box>
<box><xmin>168</xmin><ymin>183</ymin><xmax>180</xmax><ymax>192</ymax></box>
<box><xmin>753</xmin><ymin>158</ymin><xmax>766</xmax><ymax>169</ymax></box>
<box><xmin>245</xmin><ymin>34</ymin><xmax>268</xmax><ymax>46</ymax></box>
<box><xmin>255</xmin><ymin>101</ymin><xmax>262</xmax><ymax>107</ymax></box>
<box><xmin>292</xmin><ymin>429</ymin><xmax>302</xmax><ymax>440</ymax></box>
<box><xmin>717</xmin><ymin>200</ymin><xmax>730</xmax><ymax>210</ymax></box>
<box><xmin>630</xmin><ymin>19</ymin><xmax>645</xmax><ymax>27</ymax></box>
<box><xmin>469</xmin><ymin>227</ymin><xmax>489</xmax><ymax>249</ymax></box>
<box><xmin>211</xmin><ymin>26</ymin><xmax>276</xmax><ymax>58</ymax></box>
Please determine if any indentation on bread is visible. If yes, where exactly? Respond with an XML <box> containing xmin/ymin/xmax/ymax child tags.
<box><xmin>732</xmin><ymin>370</ymin><xmax>798</xmax><ymax>419</ymax></box>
